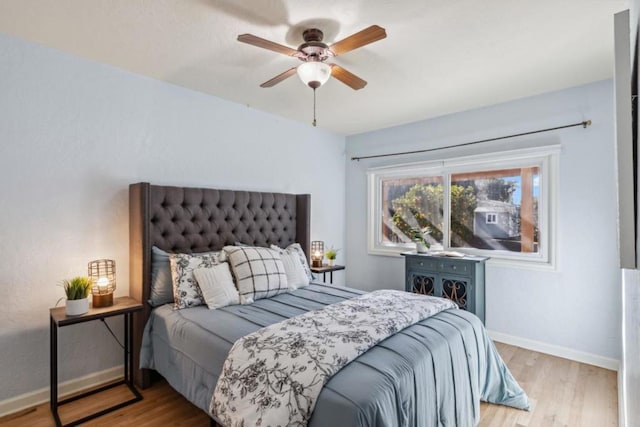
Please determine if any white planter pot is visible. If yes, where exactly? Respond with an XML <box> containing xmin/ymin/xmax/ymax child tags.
<box><xmin>65</xmin><ymin>297</ymin><xmax>89</xmax><ymax>316</ymax></box>
<box><xmin>416</xmin><ymin>242</ymin><xmax>429</xmax><ymax>253</ymax></box>
<box><xmin>327</xmin><ymin>259</ymin><xmax>334</xmax><ymax>267</ymax></box>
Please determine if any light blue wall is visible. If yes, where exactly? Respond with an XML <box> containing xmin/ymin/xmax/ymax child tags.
<box><xmin>0</xmin><ymin>33</ymin><xmax>346</xmax><ymax>401</ymax></box>
<box><xmin>0</xmin><ymin>27</ymin><xmax>622</xmax><ymax>405</ymax></box>
<box><xmin>345</xmin><ymin>80</ymin><xmax>621</xmax><ymax>362</ymax></box>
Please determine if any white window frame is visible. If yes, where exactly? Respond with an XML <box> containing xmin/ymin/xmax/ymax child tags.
<box><xmin>367</xmin><ymin>145</ymin><xmax>559</xmax><ymax>269</ymax></box>
<box><xmin>486</xmin><ymin>213</ymin><xmax>498</xmax><ymax>224</ymax></box>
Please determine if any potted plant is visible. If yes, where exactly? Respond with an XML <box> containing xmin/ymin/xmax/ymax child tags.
<box><xmin>409</xmin><ymin>227</ymin><xmax>431</xmax><ymax>253</ymax></box>
<box><xmin>61</xmin><ymin>276</ymin><xmax>93</xmax><ymax>316</ymax></box>
<box><xmin>325</xmin><ymin>247</ymin><xmax>340</xmax><ymax>266</ymax></box>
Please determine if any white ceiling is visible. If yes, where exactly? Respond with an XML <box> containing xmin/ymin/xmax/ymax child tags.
<box><xmin>0</xmin><ymin>0</ymin><xmax>629</xmax><ymax>135</ymax></box>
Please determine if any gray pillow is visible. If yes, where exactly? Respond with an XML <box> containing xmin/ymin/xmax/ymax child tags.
<box><xmin>149</xmin><ymin>246</ymin><xmax>173</xmax><ymax>306</ymax></box>
<box><xmin>150</xmin><ymin>246</ymin><xmax>227</xmax><ymax>307</ymax></box>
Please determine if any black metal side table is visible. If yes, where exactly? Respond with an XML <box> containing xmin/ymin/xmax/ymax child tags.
<box><xmin>50</xmin><ymin>296</ymin><xmax>143</xmax><ymax>426</ymax></box>
<box><xmin>310</xmin><ymin>264</ymin><xmax>345</xmax><ymax>284</ymax></box>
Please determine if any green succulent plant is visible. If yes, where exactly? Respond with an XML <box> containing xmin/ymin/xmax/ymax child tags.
<box><xmin>409</xmin><ymin>226</ymin><xmax>431</xmax><ymax>248</ymax></box>
<box><xmin>62</xmin><ymin>276</ymin><xmax>93</xmax><ymax>300</ymax></box>
<box><xmin>325</xmin><ymin>247</ymin><xmax>340</xmax><ymax>260</ymax></box>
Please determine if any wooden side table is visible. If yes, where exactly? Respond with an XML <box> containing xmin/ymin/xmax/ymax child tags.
<box><xmin>50</xmin><ymin>296</ymin><xmax>143</xmax><ymax>426</ymax></box>
<box><xmin>310</xmin><ymin>264</ymin><xmax>345</xmax><ymax>284</ymax></box>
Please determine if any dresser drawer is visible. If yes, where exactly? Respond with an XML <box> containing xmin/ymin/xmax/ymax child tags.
<box><xmin>406</xmin><ymin>256</ymin><xmax>438</xmax><ymax>271</ymax></box>
<box><xmin>437</xmin><ymin>260</ymin><xmax>472</xmax><ymax>277</ymax></box>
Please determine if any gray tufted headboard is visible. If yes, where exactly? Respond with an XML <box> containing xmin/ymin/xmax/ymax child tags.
<box><xmin>129</xmin><ymin>182</ymin><xmax>311</xmax><ymax>388</ymax></box>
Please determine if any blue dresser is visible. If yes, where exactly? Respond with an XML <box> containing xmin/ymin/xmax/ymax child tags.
<box><xmin>402</xmin><ymin>252</ymin><xmax>488</xmax><ymax>323</ymax></box>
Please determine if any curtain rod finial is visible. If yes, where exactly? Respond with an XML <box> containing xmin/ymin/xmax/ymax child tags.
<box><xmin>583</xmin><ymin>120</ymin><xmax>592</xmax><ymax>128</ymax></box>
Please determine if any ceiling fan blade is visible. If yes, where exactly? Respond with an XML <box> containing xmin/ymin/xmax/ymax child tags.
<box><xmin>260</xmin><ymin>67</ymin><xmax>298</xmax><ymax>88</ymax></box>
<box><xmin>330</xmin><ymin>64</ymin><xmax>367</xmax><ymax>90</ymax></box>
<box><xmin>329</xmin><ymin>25</ymin><xmax>387</xmax><ymax>56</ymax></box>
<box><xmin>237</xmin><ymin>34</ymin><xmax>299</xmax><ymax>56</ymax></box>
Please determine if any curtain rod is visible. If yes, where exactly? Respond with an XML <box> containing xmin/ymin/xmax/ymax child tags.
<box><xmin>350</xmin><ymin>120</ymin><xmax>592</xmax><ymax>161</ymax></box>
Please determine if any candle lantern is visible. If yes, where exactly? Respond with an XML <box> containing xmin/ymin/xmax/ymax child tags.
<box><xmin>88</xmin><ymin>259</ymin><xmax>116</xmax><ymax>307</ymax></box>
<box><xmin>311</xmin><ymin>241</ymin><xmax>324</xmax><ymax>268</ymax></box>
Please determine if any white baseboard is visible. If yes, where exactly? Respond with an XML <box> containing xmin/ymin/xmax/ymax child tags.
<box><xmin>0</xmin><ymin>365</ymin><xmax>123</xmax><ymax>418</ymax></box>
<box><xmin>488</xmin><ymin>330</ymin><xmax>619</xmax><ymax>371</ymax></box>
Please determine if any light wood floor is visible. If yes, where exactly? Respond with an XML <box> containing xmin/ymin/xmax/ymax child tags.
<box><xmin>0</xmin><ymin>343</ymin><xmax>617</xmax><ymax>426</ymax></box>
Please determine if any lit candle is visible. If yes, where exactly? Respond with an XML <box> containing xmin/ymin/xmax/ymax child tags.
<box><xmin>97</xmin><ymin>277</ymin><xmax>109</xmax><ymax>291</ymax></box>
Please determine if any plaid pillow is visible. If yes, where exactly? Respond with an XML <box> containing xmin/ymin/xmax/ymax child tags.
<box><xmin>224</xmin><ymin>246</ymin><xmax>288</xmax><ymax>304</ymax></box>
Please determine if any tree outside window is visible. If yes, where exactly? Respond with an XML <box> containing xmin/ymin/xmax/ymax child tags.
<box><xmin>368</xmin><ymin>147</ymin><xmax>556</xmax><ymax>265</ymax></box>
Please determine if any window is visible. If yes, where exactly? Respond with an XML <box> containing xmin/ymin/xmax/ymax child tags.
<box><xmin>367</xmin><ymin>146</ymin><xmax>558</xmax><ymax>266</ymax></box>
<box><xmin>380</xmin><ymin>175</ymin><xmax>444</xmax><ymax>247</ymax></box>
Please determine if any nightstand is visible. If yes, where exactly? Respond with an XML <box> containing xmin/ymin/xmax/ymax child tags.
<box><xmin>310</xmin><ymin>264</ymin><xmax>345</xmax><ymax>284</ymax></box>
<box><xmin>50</xmin><ymin>296</ymin><xmax>143</xmax><ymax>427</ymax></box>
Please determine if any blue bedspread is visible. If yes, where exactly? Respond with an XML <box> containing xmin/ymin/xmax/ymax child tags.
<box><xmin>140</xmin><ymin>284</ymin><xmax>529</xmax><ymax>426</ymax></box>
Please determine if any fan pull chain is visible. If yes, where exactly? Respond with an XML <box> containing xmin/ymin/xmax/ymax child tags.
<box><xmin>312</xmin><ymin>88</ymin><xmax>317</xmax><ymax>127</ymax></box>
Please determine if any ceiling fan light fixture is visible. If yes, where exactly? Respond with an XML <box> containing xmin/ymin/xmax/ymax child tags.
<box><xmin>297</xmin><ymin>62</ymin><xmax>331</xmax><ymax>89</ymax></box>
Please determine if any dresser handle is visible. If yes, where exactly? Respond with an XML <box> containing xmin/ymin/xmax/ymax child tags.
<box><xmin>451</xmin><ymin>265</ymin><xmax>456</xmax><ymax>270</ymax></box>
<box><xmin>419</xmin><ymin>262</ymin><xmax>424</xmax><ymax>266</ymax></box>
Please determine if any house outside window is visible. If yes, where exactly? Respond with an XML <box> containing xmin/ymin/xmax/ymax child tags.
<box><xmin>367</xmin><ymin>146</ymin><xmax>558</xmax><ymax>267</ymax></box>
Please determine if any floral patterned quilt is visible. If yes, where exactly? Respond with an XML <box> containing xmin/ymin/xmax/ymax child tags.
<box><xmin>210</xmin><ymin>290</ymin><xmax>457</xmax><ymax>427</ymax></box>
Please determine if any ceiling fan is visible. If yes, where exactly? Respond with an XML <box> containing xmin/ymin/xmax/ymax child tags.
<box><xmin>237</xmin><ymin>25</ymin><xmax>387</xmax><ymax>91</ymax></box>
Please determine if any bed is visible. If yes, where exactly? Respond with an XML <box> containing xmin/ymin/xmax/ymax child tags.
<box><xmin>129</xmin><ymin>182</ymin><xmax>528</xmax><ymax>426</ymax></box>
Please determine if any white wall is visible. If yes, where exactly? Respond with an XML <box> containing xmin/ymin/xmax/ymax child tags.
<box><xmin>345</xmin><ymin>80</ymin><xmax>621</xmax><ymax>364</ymax></box>
<box><xmin>0</xmin><ymin>33</ymin><xmax>346</xmax><ymax>402</ymax></box>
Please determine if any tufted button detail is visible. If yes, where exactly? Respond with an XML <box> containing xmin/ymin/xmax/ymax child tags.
<box><xmin>149</xmin><ymin>189</ymin><xmax>302</xmax><ymax>258</ymax></box>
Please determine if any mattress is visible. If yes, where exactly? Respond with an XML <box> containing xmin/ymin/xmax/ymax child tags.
<box><xmin>140</xmin><ymin>284</ymin><xmax>528</xmax><ymax>426</ymax></box>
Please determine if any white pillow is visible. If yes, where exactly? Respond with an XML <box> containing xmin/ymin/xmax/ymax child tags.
<box><xmin>272</xmin><ymin>247</ymin><xmax>310</xmax><ymax>289</ymax></box>
<box><xmin>193</xmin><ymin>263</ymin><xmax>240</xmax><ymax>309</ymax></box>
<box><xmin>270</xmin><ymin>243</ymin><xmax>313</xmax><ymax>282</ymax></box>
<box><xmin>224</xmin><ymin>246</ymin><xmax>288</xmax><ymax>304</ymax></box>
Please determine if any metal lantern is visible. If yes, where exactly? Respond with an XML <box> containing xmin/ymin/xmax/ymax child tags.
<box><xmin>311</xmin><ymin>241</ymin><xmax>324</xmax><ymax>268</ymax></box>
<box><xmin>88</xmin><ymin>259</ymin><xmax>116</xmax><ymax>308</ymax></box>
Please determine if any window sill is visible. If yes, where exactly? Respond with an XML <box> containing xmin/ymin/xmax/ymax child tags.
<box><xmin>369</xmin><ymin>246</ymin><xmax>556</xmax><ymax>271</ymax></box>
